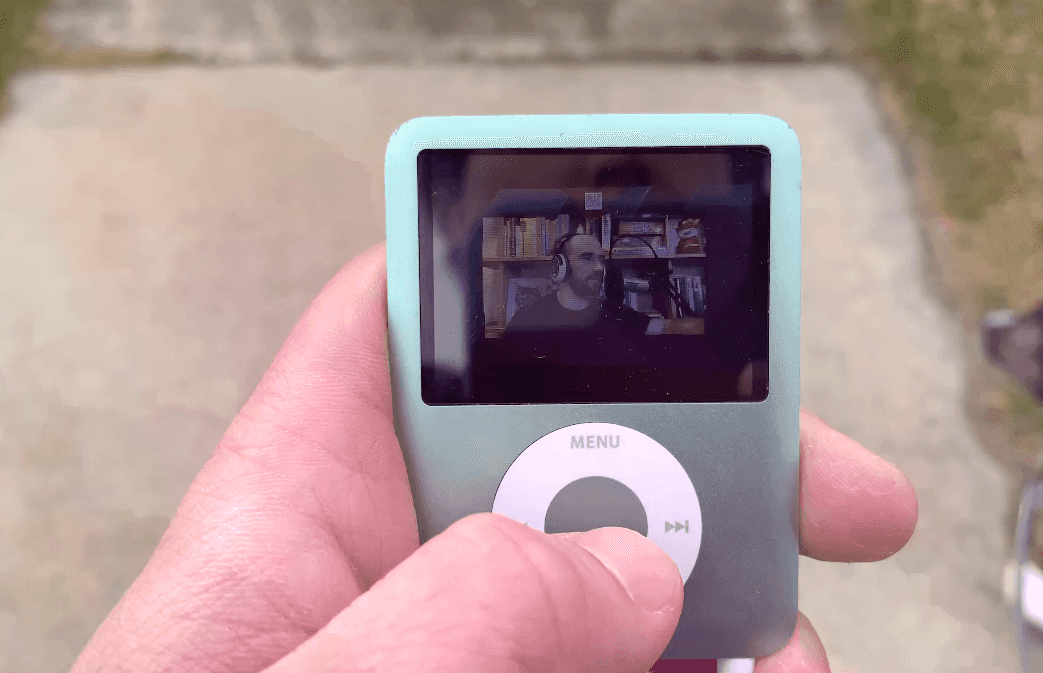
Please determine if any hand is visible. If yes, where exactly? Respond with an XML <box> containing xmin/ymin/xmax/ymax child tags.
<box><xmin>70</xmin><ymin>244</ymin><xmax>917</xmax><ymax>673</ymax></box>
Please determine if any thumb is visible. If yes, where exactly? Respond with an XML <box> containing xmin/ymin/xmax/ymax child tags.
<box><xmin>264</xmin><ymin>513</ymin><xmax>684</xmax><ymax>673</ymax></box>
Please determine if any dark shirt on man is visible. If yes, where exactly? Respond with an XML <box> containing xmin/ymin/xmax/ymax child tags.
<box><xmin>506</xmin><ymin>293</ymin><xmax>651</xmax><ymax>337</ymax></box>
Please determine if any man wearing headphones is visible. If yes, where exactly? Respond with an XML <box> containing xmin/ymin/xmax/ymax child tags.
<box><xmin>506</xmin><ymin>230</ymin><xmax>670</xmax><ymax>337</ymax></box>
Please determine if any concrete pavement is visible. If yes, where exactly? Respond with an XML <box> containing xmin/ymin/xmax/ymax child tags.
<box><xmin>0</xmin><ymin>61</ymin><xmax>1019</xmax><ymax>673</ymax></box>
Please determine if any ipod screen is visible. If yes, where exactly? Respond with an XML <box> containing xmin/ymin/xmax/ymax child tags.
<box><xmin>417</xmin><ymin>147</ymin><xmax>770</xmax><ymax>405</ymax></box>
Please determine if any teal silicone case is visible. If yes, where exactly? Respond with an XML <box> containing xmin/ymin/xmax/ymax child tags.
<box><xmin>386</xmin><ymin>114</ymin><xmax>800</xmax><ymax>660</ymax></box>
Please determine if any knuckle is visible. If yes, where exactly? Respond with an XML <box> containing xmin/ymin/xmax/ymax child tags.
<box><xmin>446</xmin><ymin>512</ymin><xmax>527</xmax><ymax>545</ymax></box>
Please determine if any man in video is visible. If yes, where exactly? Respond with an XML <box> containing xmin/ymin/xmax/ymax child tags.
<box><xmin>505</xmin><ymin>231</ymin><xmax>689</xmax><ymax>337</ymax></box>
<box><xmin>505</xmin><ymin>232</ymin><xmax>643</xmax><ymax>336</ymax></box>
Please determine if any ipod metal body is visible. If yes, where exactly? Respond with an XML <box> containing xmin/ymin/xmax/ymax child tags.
<box><xmin>386</xmin><ymin>114</ymin><xmax>800</xmax><ymax>660</ymax></box>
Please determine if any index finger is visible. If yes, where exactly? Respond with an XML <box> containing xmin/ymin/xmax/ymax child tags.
<box><xmin>72</xmin><ymin>243</ymin><xmax>419</xmax><ymax>673</ymax></box>
<box><xmin>798</xmin><ymin>409</ymin><xmax>918</xmax><ymax>561</ymax></box>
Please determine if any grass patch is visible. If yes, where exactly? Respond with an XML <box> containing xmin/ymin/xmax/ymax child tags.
<box><xmin>840</xmin><ymin>0</ymin><xmax>1043</xmax><ymax>539</ymax></box>
<box><xmin>852</xmin><ymin>0</ymin><xmax>1036</xmax><ymax>222</ymax></box>
<box><xmin>0</xmin><ymin>0</ymin><xmax>52</xmax><ymax>108</ymax></box>
<box><xmin>0</xmin><ymin>1</ymin><xmax>188</xmax><ymax>115</ymax></box>
<box><xmin>28</xmin><ymin>36</ymin><xmax>187</xmax><ymax>69</ymax></box>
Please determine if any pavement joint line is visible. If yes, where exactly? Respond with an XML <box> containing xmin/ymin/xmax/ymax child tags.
<box><xmin>36</xmin><ymin>0</ymin><xmax>854</xmax><ymax>67</ymax></box>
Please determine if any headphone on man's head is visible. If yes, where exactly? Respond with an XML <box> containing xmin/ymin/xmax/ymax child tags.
<box><xmin>550</xmin><ymin>230</ymin><xmax>582</xmax><ymax>283</ymax></box>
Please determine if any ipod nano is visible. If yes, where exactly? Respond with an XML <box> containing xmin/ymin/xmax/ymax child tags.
<box><xmin>385</xmin><ymin>114</ymin><xmax>801</xmax><ymax>660</ymax></box>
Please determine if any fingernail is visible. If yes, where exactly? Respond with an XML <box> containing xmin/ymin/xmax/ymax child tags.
<box><xmin>573</xmin><ymin>527</ymin><xmax>683</xmax><ymax>614</ymax></box>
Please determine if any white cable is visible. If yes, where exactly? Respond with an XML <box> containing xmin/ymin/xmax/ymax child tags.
<box><xmin>1004</xmin><ymin>558</ymin><xmax>1043</xmax><ymax>631</ymax></box>
<box><xmin>717</xmin><ymin>658</ymin><xmax>755</xmax><ymax>673</ymax></box>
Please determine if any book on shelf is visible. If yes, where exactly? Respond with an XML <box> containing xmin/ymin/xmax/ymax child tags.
<box><xmin>514</xmin><ymin>218</ymin><xmax>523</xmax><ymax>257</ymax></box>
<box><xmin>556</xmin><ymin>214</ymin><xmax>569</xmax><ymax>243</ymax></box>
<box><xmin>484</xmin><ymin>215</ymin><xmax>573</xmax><ymax>259</ymax></box>
<box><xmin>483</xmin><ymin>217</ymin><xmax>507</xmax><ymax>258</ymax></box>
<box><xmin>619</xmin><ymin>269</ymin><xmax>655</xmax><ymax>315</ymax></box>
<box><xmin>529</xmin><ymin>217</ymin><xmax>548</xmax><ymax>256</ymax></box>
<box><xmin>625</xmin><ymin>290</ymin><xmax>656</xmax><ymax>314</ymax></box>
<box><xmin>611</xmin><ymin>241</ymin><xmax>657</xmax><ymax>258</ymax></box>
<box><xmin>542</xmin><ymin>216</ymin><xmax>564</xmax><ymax>256</ymax></box>
<box><xmin>545</xmin><ymin>215</ymin><xmax>566</xmax><ymax>250</ymax></box>
<box><xmin>616</xmin><ymin>220</ymin><xmax>666</xmax><ymax>254</ymax></box>
<box><xmin>483</xmin><ymin>267</ymin><xmax>507</xmax><ymax>327</ymax></box>
<box><xmin>668</xmin><ymin>269</ymin><xmax>706</xmax><ymax>317</ymax></box>
<box><xmin>618</xmin><ymin>221</ymin><xmax>665</xmax><ymax>236</ymax></box>
<box><xmin>505</xmin><ymin>217</ymin><xmax>515</xmax><ymax>258</ymax></box>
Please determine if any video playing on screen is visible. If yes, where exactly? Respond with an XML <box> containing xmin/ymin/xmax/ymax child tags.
<box><xmin>418</xmin><ymin>147</ymin><xmax>770</xmax><ymax>405</ymax></box>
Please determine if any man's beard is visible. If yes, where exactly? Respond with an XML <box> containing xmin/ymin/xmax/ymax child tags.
<box><xmin>571</xmin><ymin>274</ymin><xmax>603</xmax><ymax>298</ymax></box>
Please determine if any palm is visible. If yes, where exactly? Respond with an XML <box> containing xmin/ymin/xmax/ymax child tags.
<box><xmin>158</xmin><ymin>410</ymin><xmax>419</xmax><ymax>672</ymax></box>
<box><xmin>73</xmin><ymin>251</ymin><xmax>422</xmax><ymax>673</ymax></box>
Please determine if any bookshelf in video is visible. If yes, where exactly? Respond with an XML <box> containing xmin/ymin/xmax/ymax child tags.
<box><xmin>481</xmin><ymin>188</ymin><xmax>709</xmax><ymax>339</ymax></box>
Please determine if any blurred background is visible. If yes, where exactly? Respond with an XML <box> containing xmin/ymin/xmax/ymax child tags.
<box><xmin>2</xmin><ymin>0</ymin><xmax>1043</xmax><ymax>671</ymax></box>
